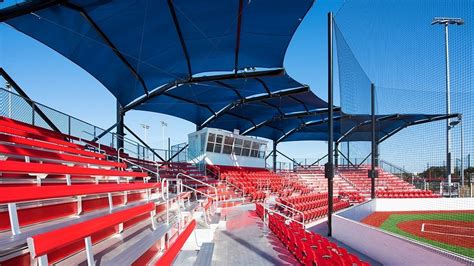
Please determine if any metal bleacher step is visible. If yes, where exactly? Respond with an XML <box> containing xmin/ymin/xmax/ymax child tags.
<box><xmin>100</xmin><ymin>223</ymin><xmax>172</xmax><ymax>266</ymax></box>
<box><xmin>182</xmin><ymin>201</ymin><xmax>200</xmax><ymax>215</ymax></box>
<box><xmin>218</xmin><ymin>197</ymin><xmax>245</xmax><ymax>204</ymax></box>
<box><xmin>56</xmin><ymin>214</ymin><xmax>173</xmax><ymax>266</ymax></box>
<box><xmin>209</xmin><ymin>212</ymin><xmax>221</xmax><ymax>225</ymax></box>
<box><xmin>0</xmin><ymin>198</ymin><xmax>165</xmax><ymax>259</ymax></box>
<box><xmin>193</xmin><ymin>242</ymin><xmax>214</xmax><ymax>266</ymax></box>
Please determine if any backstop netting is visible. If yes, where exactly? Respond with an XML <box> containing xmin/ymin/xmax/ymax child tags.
<box><xmin>334</xmin><ymin>0</ymin><xmax>473</xmax><ymax>259</ymax></box>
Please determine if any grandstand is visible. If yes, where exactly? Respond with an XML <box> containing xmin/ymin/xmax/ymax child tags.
<box><xmin>0</xmin><ymin>0</ymin><xmax>472</xmax><ymax>265</ymax></box>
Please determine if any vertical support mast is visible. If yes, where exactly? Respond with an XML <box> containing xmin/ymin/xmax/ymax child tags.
<box><xmin>370</xmin><ymin>83</ymin><xmax>377</xmax><ymax>199</ymax></box>
<box><xmin>444</xmin><ymin>23</ymin><xmax>452</xmax><ymax>197</ymax></box>
<box><xmin>326</xmin><ymin>12</ymin><xmax>334</xmax><ymax>237</ymax></box>
<box><xmin>272</xmin><ymin>141</ymin><xmax>277</xmax><ymax>172</ymax></box>
<box><xmin>116</xmin><ymin>100</ymin><xmax>125</xmax><ymax>151</ymax></box>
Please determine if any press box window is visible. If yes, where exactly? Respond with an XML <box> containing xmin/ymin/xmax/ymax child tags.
<box><xmin>233</xmin><ymin>138</ymin><xmax>243</xmax><ymax>155</ymax></box>
<box><xmin>223</xmin><ymin>136</ymin><xmax>234</xmax><ymax>154</ymax></box>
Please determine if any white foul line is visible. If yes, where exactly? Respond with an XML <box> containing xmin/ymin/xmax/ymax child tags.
<box><xmin>420</xmin><ymin>223</ymin><xmax>474</xmax><ymax>238</ymax></box>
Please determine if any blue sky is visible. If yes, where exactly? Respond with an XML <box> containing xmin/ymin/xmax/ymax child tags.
<box><xmin>0</xmin><ymin>0</ymin><xmax>345</xmax><ymax>164</ymax></box>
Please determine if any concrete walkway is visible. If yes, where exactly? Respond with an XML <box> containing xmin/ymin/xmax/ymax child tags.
<box><xmin>211</xmin><ymin>204</ymin><xmax>299</xmax><ymax>266</ymax></box>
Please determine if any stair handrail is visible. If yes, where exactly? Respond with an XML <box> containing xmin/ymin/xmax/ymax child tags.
<box><xmin>334</xmin><ymin>170</ymin><xmax>356</xmax><ymax>188</ymax></box>
<box><xmin>379</xmin><ymin>159</ymin><xmax>413</xmax><ymax>180</ymax></box>
<box><xmin>263</xmin><ymin>198</ymin><xmax>305</xmax><ymax>229</ymax></box>
<box><xmin>161</xmin><ymin>178</ymin><xmax>170</xmax><ymax>224</ymax></box>
<box><xmin>119</xmin><ymin>157</ymin><xmax>157</xmax><ymax>181</ymax></box>
<box><xmin>269</xmin><ymin>198</ymin><xmax>305</xmax><ymax>226</ymax></box>
<box><xmin>228</xmin><ymin>177</ymin><xmax>245</xmax><ymax>197</ymax></box>
<box><xmin>179</xmin><ymin>182</ymin><xmax>218</xmax><ymax>216</ymax></box>
<box><xmin>176</xmin><ymin>173</ymin><xmax>218</xmax><ymax>210</ymax></box>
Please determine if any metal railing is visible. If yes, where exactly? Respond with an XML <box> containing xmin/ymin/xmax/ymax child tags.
<box><xmin>263</xmin><ymin>198</ymin><xmax>305</xmax><ymax>230</ymax></box>
<box><xmin>176</xmin><ymin>173</ymin><xmax>218</xmax><ymax>210</ymax></box>
<box><xmin>222</xmin><ymin>179</ymin><xmax>246</xmax><ymax>203</ymax></box>
<box><xmin>226</xmin><ymin>177</ymin><xmax>246</xmax><ymax>197</ymax></box>
<box><xmin>116</xmin><ymin>154</ymin><xmax>158</xmax><ymax>183</ymax></box>
<box><xmin>380</xmin><ymin>160</ymin><xmax>414</xmax><ymax>181</ymax></box>
<box><xmin>0</xmin><ymin>87</ymin><xmax>163</xmax><ymax>162</ymax></box>
<box><xmin>161</xmin><ymin>178</ymin><xmax>170</xmax><ymax>225</ymax></box>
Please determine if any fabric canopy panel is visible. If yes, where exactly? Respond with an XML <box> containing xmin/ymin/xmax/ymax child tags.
<box><xmin>4</xmin><ymin>0</ymin><xmax>314</xmax><ymax>107</ymax></box>
<box><xmin>134</xmin><ymin>74</ymin><xmax>316</xmax><ymax>126</ymax></box>
<box><xmin>205</xmin><ymin>91</ymin><xmax>328</xmax><ymax>132</ymax></box>
<box><xmin>244</xmin><ymin>113</ymin><xmax>450</xmax><ymax>143</ymax></box>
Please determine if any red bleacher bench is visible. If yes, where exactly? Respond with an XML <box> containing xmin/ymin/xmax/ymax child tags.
<box><xmin>0</xmin><ymin>144</ymin><xmax>124</xmax><ymax>168</ymax></box>
<box><xmin>27</xmin><ymin>202</ymin><xmax>156</xmax><ymax>266</ymax></box>
<box><xmin>0</xmin><ymin>160</ymin><xmax>148</xmax><ymax>185</ymax></box>
<box><xmin>0</xmin><ymin>121</ymin><xmax>81</xmax><ymax>149</ymax></box>
<box><xmin>0</xmin><ymin>132</ymin><xmax>105</xmax><ymax>159</ymax></box>
<box><xmin>0</xmin><ymin>183</ymin><xmax>162</xmax><ymax>236</ymax></box>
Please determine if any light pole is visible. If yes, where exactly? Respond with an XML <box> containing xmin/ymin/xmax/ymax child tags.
<box><xmin>140</xmin><ymin>124</ymin><xmax>150</xmax><ymax>159</ymax></box>
<box><xmin>432</xmin><ymin>17</ymin><xmax>464</xmax><ymax>197</ymax></box>
<box><xmin>449</xmin><ymin>116</ymin><xmax>463</xmax><ymax>186</ymax></box>
<box><xmin>161</xmin><ymin>121</ymin><xmax>168</xmax><ymax>151</ymax></box>
<box><xmin>6</xmin><ymin>82</ymin><xmax>12</xmax><ymax>117</ymax></box>
<box><xmin>140</xmin><ymin>123</ymin><xmax>150</xmax><ymax>143</ymax></box>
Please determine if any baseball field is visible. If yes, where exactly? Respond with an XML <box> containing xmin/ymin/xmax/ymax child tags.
<box><xmin>362</xmin><ymin>210</ymin><xmax>474</xmax><ymax>259</ymax></box>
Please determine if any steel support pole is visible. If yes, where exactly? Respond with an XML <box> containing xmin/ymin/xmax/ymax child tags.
<box><xmin>444</xmin><ymin>24</ymin><xmax>452</xmax><ymax>197</ymax></box>
<box><xmin>370</xmin><ymin>83</ymin><xmax>376</xmax><ymax>199</ymax></box>
<box><xmin>335</xmin><ymin>142</ymin><xmax>339</xmax><ymax>168</ymax></box>
<box><xmin>168</xmin><ymin>137</ymin><xmax>171</xmax><ymax>160</ymax></box>
<box><xmin>116</xmin><ymin>100</ymin><xmax>125</xmax><ymax>150</ymax></box>
<box><xmin>347</xmin><ymin>141</ymin><xmax>350</xmax><ymax>166</ymax></box>
<box><xmin>326</xmin><ymin>12</ymin><xmax>334</xmax><ymax>237</ymax></box>
<box><xmin>460</xmin><ymin>117</ymin><xmax>464</xmax><ymax>186</ymax></box>
<box><xmin>273</xmin><ymin>141</ymin><xmax>277</xmax><ymax>172</ymax></box>
<box><xmin>375</xmin><ymin>141</ymin><xmax>379</xmax><ymax>168</ymax></box>
<box><xmin>0</xmin><ymin>68</ymin><xmax>62</xmax><ymax>133</ymax></box>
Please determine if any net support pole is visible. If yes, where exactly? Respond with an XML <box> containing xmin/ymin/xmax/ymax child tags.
<box><xmin>460</xmin><ymin>116</ymin><xmax>464</xmax><ymax>186</ymax></box>
<box><xmin>346</xmin><ymin>141</ymin><xmax>350</xmax><ymax>166</ymax></box>
<box><xmin>325</xmin><ymin>12</ymin><xmax>334</xmax><ymax>237</ymax></box>
<box><xmin>370</xmin><ymin>83</ymin><xmax>377</xmax><ymax>199</ymax></box>
<box><xmin>273</xmin><ymin>141</ymin><xmax>277</xmax><ymax>172</ymax></box>
<box><xmin>116</xmin><ymin>100</ymin><xmax>125</xmax><ymax>150</ymax></box>
<box><xmin>444</xmin><ymin>23</ymin><xmax>452</xmax><ymax>197</ymax></box>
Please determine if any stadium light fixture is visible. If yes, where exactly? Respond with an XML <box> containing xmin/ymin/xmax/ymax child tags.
<box><xmin>431</xmin><ymin>17</ymin><xmax>464</xmax><ymax>25</ymax></box>
<box><xmin>432</xmin><ymin>17</ymin><xmax>464</xmax><ymax>197</ymax></box>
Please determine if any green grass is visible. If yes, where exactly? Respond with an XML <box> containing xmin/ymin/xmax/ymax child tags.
<box><xmin>379</xmin><ymin>213</ymin><xmax>474</xmax><ymax>259</ymax></box>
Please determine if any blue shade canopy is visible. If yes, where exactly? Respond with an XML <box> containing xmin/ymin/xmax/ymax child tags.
<box><xmin>243</xmin><ymin>113</ymin><xmax>455</xmax><ymax>143</ymax></box>
<box><xmin>205</xmin><ymin>91</ymin><xmax>328</xmax><ymax>132</ymax></box>
<box><xmin>134</xmin><ymin>74</ymin><xmax>316</xmax><ymax>127</ymax></box>
<box><xmin>3</xmin><ymin>0</ymin><xmax>314</xmax><ymax>106</ymax></box>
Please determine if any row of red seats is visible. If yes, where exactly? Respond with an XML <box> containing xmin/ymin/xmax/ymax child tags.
<box><xmin>290</xmin><ymin>183</ymin><xmax>313</xmax><ymax>194</ymax></box>
<box><xmin>338</xmin><ymin>191</ymin><xmax>366</xmax><ymax>203</ymax></box>
<box><xmin>222</xmin><ymin>168</ymin><xmax>294</xmax><ymax>202</ymax></box>
<box><xmin>376</xmin><ymin>190</ymin><xmax>439</xmax><ymax>198</ymax></box>
<box><xmin>280</xmin><ymin>192</ymin><xmax>329</xmax><ymax>205</ymax></box>
<box><xmin>291</xmin><ymin>198</ymin><xmax>338</xmax><ymax>212</ymax></box>
<box><xmin>292</xmin><ymin>201</ymin><xmax>350</xmax><ymax>222</ymax></box>
<box><xmin>277</xmin><ymin>189</ymin><xmax>294</xmax><ymax>198</ymax></box>
<box><xmin>337</xmin><ymin>167</ymin><xmax>416</xmax><ymax>194</ymax></box>
<box><xmin>251</xmin><ymin>191</ymin><xmax>266</xmax><ymax>201</ymax></box>
<box><xmin>257</xmin><ymin>204</ymin><xmax>369</xmax><ymax>266</ymax></box>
